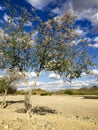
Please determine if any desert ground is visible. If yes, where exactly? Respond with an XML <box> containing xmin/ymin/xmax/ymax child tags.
<box><xmin>0</xmin><ymin>95</ymin><xmax>98</xmax><ymax>130</ymax></box>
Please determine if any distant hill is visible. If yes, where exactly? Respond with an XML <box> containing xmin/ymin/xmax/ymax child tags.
<box><xmin>56</xmin><ymin>86</ymin><xmax>98</xmax><ymax>95</ymax></box>
<box><xmin>16</xmin><ymin>86</ymin><xmax>98</xmax><ymax>95</ymax></box>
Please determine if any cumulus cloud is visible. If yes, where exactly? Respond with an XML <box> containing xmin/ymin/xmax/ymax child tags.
<box><xmin>25</xmin><ymin>0</ymin><xmax>98</xmax><ymax>32</ymax></box>
<box><xmin>88</xmin><ymin>43</ymin><xmax>98</xmax><ymax>48</ymax></box>
<box><xmin>29</xmin><ymin>72</ymin><xmax>37</xmax><ymax>77</ymax></box>
<box><xmin>94</xmin><ymin>37</ymin><xmax>98</xmax><ymax>43</ymax></box>
<box><xmin>3</xmin><ymin>13</ymin><xmax>10</xmax><ymax>22</ymax></box>
<box><xmin>51</xmin><ymin>0</ymin><xmax>98</xmax><ymax>33</ymax></box>
<box><xmin>75</xmin><ymin>27</ymin><xmax>84</xmax><ymax>35</ymax></box>
<box><xmin>26</xmin><ymin>0</ymin><xmax>54</xmax><ymax>10</ymax></box>
<box><xmin>23</xmin><ymin>71</ymin><xmax>37</xmax><ymax>78</ymax></box>
<box><xmin>49</xmin><ymin>72</ymin><xmax>60</xmax><ymax>80</ymax></box>
<box><xmin>17</xmin><ymin>69</ymin><xmax>98</xmax><ymax>91</ymax></box>
<box><xmin>52</xmin><ymin>7</ymin><xmax>61</xmax><ymax>14</ymax></box>
<box><xmin>20</xmin><ymin>78</ymin><xmax>98</xmax><ymax>91</ymax></box>
<box><xmin>92</xmin><ymin>70</ymin><xmax>98</xmax><ymax>75</ymax></box>
<box><xmin>0</xmin><ymin>6</ymin><xmax>3</xmax><ymax>10</ymax></box>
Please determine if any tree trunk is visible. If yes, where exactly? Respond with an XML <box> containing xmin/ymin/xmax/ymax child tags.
<box><xmin>24</xmin><ymin>72</ymin><xmax>40</xmax><ymax>119</ymax></box>
<box><xmin>24</xmin><ymin>90</ymin><xmax>32</xmax><ymax>119</ymax></box>
<box><xmin>2</xmin><ymin>89</ymin><xmax>7</xmax><ymax>108</ymax></box>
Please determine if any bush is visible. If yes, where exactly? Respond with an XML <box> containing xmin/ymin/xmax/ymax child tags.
<box><xmin>64</xmin><ymin>90</ymin><xmax>73</xmax><ymax>95</ymax></box>
<box><xmin>7</xmin><ymin>87</ymin><xmax>17</xmax><ymax>94</ymax></box>
<box><xmin>16</xmin><ymin>90</ymin><xmax>25</xmax><ymax>95</ymax></box>
<box><xmin>0</xmin><ymin>78</ymin><xmax>17</xmax><ymax>94</ymax></box>
<box><xmin>40</xmin><ymin>92</ymin><xmax>52</xmax><ymax>96</ymax></box>
<box><xmin>32</xmin><ymin>92</ymin><xmax>36</xmax><ymax>95</ymax></box>
<box><xmin>78</xmin><ymin>92</ymin><xmax>85</xmax><ymax>95</ymax></box>
<box><xmin>0</xmin><ymin>86</ymin><xmax>17</xmax><ymax>94</ymax></box>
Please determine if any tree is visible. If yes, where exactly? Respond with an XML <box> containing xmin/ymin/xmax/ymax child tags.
<box><xmin>0</xmin><ymin>1</ymin><xmax>94</xmax><ymax>118</ymax></box>
<box><xmin>0</xmin><ymin>2</ymin><xmax>41</xmax><ymax>118</ymax></box>
<box><xmin>0</xmin><ymin>69</ymin><xmax>22</xmax><ymax>108</ymax></box>
<box><xmin>35</xmin><ymin>12</ymin><xmax>93</xmax><ymax>81</ymax></box>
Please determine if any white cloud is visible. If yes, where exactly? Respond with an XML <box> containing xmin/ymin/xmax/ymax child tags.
<box><xmin>92</xmin><ymin>70</ymin><xmax>98</xmax><ymax>75</ymax></box>
<box><xmin>88</xmin><ymin>43</ymin><xmax>98</xmax><ymax>48</ymax></box>
<box><xmin>94</xmin><ymin>37</ymin><xmax>98</xmax><ymax>43</ymax></box>
<box><xmin>75</xmin><ymin>28</ymin><xmax>84</xmax><ymax>35</ymax></box>
<box><xmin>12</xmin><ymin>77</ymin><xmax>98</xmax><ymax>91</ymax></box>
<box><xmin>81</xmin><ymin>72</ymin><xmax>86</xmax><ymax>76</ymax></box>
<box><xmin>25</xmin><ymin>0</ymin><xmax>98</xmax><ymax>32</ymax></box>
<box><xmin>26</xmin><ymin>0</ymin><xmax>54</xmax><ymax>10</ymax></box>
<box><xmin>49</xmin><ymin>72</ymin><xmax>60</xmax><ymax>80</ymax></box>
<box><xmin>0</xmin><ymin>6</ymin><xmax>3</xmax><ymax>10</ymax></box>
<box><xmin>29</xmin><ymin>72</ymin><xmax>37</xmax><ymax>77</ymax></box>
<box><xmin>23</xmin><ymin>71</ymin><xmax>37</xmax><ymax>78</ymax></box>
<box><xmin>52</xmin><ymin>7</ymin><xmax>61</xmax><ymax>14</ymax></box>
<box><xmin>17</xmin><ymin>69</ymin><xmax>98</xmax><ymax>91</ymax></box>
<box><xmin>35</xmin><ymin>80</ymin><xmax>66</xmax><ymax>91</ymax></box>
<box><xmin>0</xmin><ymin>5</ymin><xmax>5</xmax><ymax>11</ymax></box>
<box><xmin>0</xmin><ymin>75</ymin><xmax>3</xmax><ymax>78</ymax></box>
<box><xmin>3</xmin><ymin>13</ymin><xmax>10</xmax><ymax>22</ymax></box>
<box><xmin>51</xmin><ymin>0</ymin><xmax>98</xmax><ymax>32</ymax></box>
<box><xmin>25</xmin><ymin>21</ymin><xmax>32</xmax><ymax>27</ymax></box>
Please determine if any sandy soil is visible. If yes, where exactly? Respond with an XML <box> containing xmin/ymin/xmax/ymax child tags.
<box><xmin>0</xmin><ymin>95</ymin><xmax>98</xmax><ymax>130</ymax></box>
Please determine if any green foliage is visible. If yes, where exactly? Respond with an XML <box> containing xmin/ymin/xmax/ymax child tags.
<box><xmin>0</xmin><ymin>78</ymin><xmax>16</xmax><ymax>94</ymax></box>
<box><xmin>14</xmin><ymin>86</ymin><xmax>98</xmax><ymax>95</ymax></box>
<box><xmin>32</xmin><ymin>92</ymin><xmax>36</xmax><ymax>95</ymax></box>
<box><xmin>16</xmin><ymin>90</ymin><xmax>25</xmax><ymax>95</ymax></box>
<box><xmin>35</xmin><ymin>12</ymin><xmax>94</xmax><ymax>81</ymax></box>
<box><xmin>0</xmin><ymin>2</ymin><xmax>94</xmax><ymax>95</ymax></box>
<box><xmin>40</xmin><ymin>92</ymin><xmax>53</xmax><ymax>96</ymax></box>
<box><xmin>64</xmin><ymin>90</ymin><xmax>73</xmax><ymax>95</ymax></box>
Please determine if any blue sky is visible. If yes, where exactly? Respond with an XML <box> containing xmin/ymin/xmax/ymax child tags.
<box><xmin>0</xmin><ymin>0</ymin><xmax>98</xmax><ymax>91</ymax></box>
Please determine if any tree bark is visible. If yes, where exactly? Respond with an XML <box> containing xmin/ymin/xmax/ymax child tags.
<box><xmin>2</xmin><ymin>89</ymin><xmax>7</xmax><ymax>108</ymax></box>
<box><xmin>24</xmin><ymin>72</ymin><xmax>40</xmax><ymax>119</ymax></box>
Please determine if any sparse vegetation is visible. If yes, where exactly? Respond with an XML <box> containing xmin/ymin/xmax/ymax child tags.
<box><xmin>64</xmin><ymin>90</ymin><xmax>73</xmax><ymax>95</ymax></box>
<box><xmin>16</xmin><ymin>90</ymin><xmax>25</xmax><ymax>95</ymax></box>
<box><xmin>40</xmin><ymin>92</ymin><xmax>53</xmax><ymax>96</ymax></box>
<box><xmin>0</xmin><ymin>77</ymin><xmax>17</xmax><ymax>94</ymax></box>
<box><xmin>56</xmin><ymin>86</ymin><xmax>98</xmax><ymax>95</ymax></box>
<box><xmin>15</xmin><ymin>86</ymin><xmax>98</xmax><ymax>96</ymax></box>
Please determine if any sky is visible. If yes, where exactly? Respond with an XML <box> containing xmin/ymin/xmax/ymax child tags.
<box><xmin>0</xmin><ymin>0</ymin><xmax>98</xmax><ymax>91</ymax></box>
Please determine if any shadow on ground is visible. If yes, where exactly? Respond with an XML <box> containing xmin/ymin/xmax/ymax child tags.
<box><xmin>16</xmin><ymin>106</ymin><xmax>57</xmax><ymax>115</ymax></box>
<box><xmin>0</xmin><ymin>100</ymin><xmax>24</xmax><ymax>107</ymax></box>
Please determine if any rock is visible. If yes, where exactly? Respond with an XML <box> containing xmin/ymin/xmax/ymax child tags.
<box><xmin>0</xmin><ymin>120</ymin><xmax>5</xmax><ymax>124</ymax></box>
<box><xmin>15</xmin><ymin>126</ymin><xmax>21</xmax><ymax>130</ymax></box>
<box><xmin>4</xmin><ymin>125</ymin><xmax>9</xmax><ymax>129</ymax></box>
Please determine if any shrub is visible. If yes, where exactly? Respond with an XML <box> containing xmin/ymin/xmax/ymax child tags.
<box><xmin>40</xmin><ymin>92</ymin><xmax>52</xmax><ymax>96</ymax></box>
<box><xmin>7</xmin><ymin>87</ymin><xmax>17</xmax><ymax>94</ymax></box>
<box><xmin>16</xmin><ymin>90</ymin><xmax>25</xmax><ymax>95</ymax></box>
<box><xmin>32</xmin><ymin>92</ymin><xmax>36</xmax><ymax>95</ymax></box>
<box><xmin>0</xmin><ymin>86</ymin><xmax>16</xmax><ymax>94</ymax></box>
<box><xmin>78</xmin><ymin>92</ymin><xmax>85</xmax><ymax>95</ymax></box>
<box><xmin>0</xmin><ymin>78</ymin><xmax>16</xmax><ymax>94</ymax></box>
<box><xmin>64</xmin><ymin>90</ymin><xmax>73</xmax><ymax>95</ymax></box>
